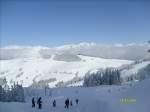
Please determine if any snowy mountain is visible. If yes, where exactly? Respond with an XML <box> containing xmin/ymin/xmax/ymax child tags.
<box><xmin>0</xmin><ymin>54</ymin><xmax>131</xmax><ymax>87</ymax></box>
<box><xmin>0</xmin><ymin>43</ymin><xmax>150</xmax><ymax>87</ymax></box>
<box><xmin>0</xmin><ymin>43</ymin><xmax>150</xmax><ymax>112</ymax></box>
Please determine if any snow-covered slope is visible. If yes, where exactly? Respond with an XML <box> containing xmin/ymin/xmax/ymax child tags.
<box><xmin>0</xmin><ymin>43</ymin><xmax>149</xmax><ymax>112</ymax></box>
<box><xmin>0</xmin><ymin>76</ymin><xmax>150</xmax><ymax>112</ymax></box>
<box><xmin>121</xmin><ymin>61</ymin><xmax>150</xmax><ymax>78</ymax></box>
<box><xmin>0</xmin><ymin>55</ymin><xmax>132</xmax><ymax>87</ymax></box>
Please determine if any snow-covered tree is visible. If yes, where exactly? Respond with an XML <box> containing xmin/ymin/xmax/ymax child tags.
<box><xmin>83</xmin><ymin>68</ymin><xmax>121</xmax><ymax>87</ymax></box>
<box><xmin>137</xmin><ymin>64</ymin><xmax>150</xmax><ymax>81</ymax></box>
<box><xmin>0</xmin><ymin>85</ymin><xmax>5</xmax><ymax>101</ymax></box>
<box><xmin>11</xmin><ymin>83</ymin><xmax>25</xmax><ymax>102</ymax></box>
<box><xmin>0</xmin><ymin>80</ymin><xmax>8</xmax><ymax>102</ymax></box>
<box><xmin>0</xmin><ymin>81</ymin><xmax>25</xmax><ymax>102</ymax></box>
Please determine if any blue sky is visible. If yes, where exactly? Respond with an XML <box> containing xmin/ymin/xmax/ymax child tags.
<box><xmin>1</xmin><ymin>0</ymin><xmax>150</xmax><ymax>46</ymax></box>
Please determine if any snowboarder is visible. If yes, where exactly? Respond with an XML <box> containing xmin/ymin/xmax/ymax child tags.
<box><xmin>32</xmin><ymin>97</ymin><xmax>35</xmax><ymax>108</ymax></box>
<box><xmin>37</xmin><ymin>97</ymin><xmax>42</xmax><ymax>109</ymax></box>
<box><xmin>53</xmin><ymin>99</ymin><xmax>56</xmax><ymax>107</ymax></box>
<box><xmin>65</xmin><ymin>98</ymin><xmax>69</xmax><ymax>108</ymax></box>
<box><xmin>75</xmin><ymin>99</ymin><xmax>79</xmax><ymax>104</ymax></box>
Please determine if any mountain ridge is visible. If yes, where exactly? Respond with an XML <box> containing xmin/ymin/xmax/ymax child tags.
<box><xmin>0</xmin><ymin>42</ymin><xmax>150</xmax><ymax>60</ymax></box>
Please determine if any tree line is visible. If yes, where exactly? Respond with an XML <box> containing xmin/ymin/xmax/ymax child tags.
<box><xmin>0</xmin><ymin>82</ymin><xmax>25</xmax><ymax>102</ymax></box>
<box><xmin>83</xmin><ymin>68</ymin><xmax>121</xmax><ymax>87</ymax></box>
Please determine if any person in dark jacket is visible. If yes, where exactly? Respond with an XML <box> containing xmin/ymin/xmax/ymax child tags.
<box><xmin>65</xmin><ymin>98</ymin><xmax>69</xmax><ymax>108</ymax></box>
<box><xmin>53</xmin><ymin>100</ymin><xmax>56</xmax><ymax>107</ymax></box>
<box><xmin>37</xmin><ymin>97</ymin><xmax>42</xmax><ymax>109</ymax></box>
<box><xmin>75</xmin><ymin>99</ymin><xmax>79</xmax><ymax>104</ymax></box>
<box><xmin>32</xmin><ymin>97</ymin><xmax>35</xmax><ymax>108</ymax></box>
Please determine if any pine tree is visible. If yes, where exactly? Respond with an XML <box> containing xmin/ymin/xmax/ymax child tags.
<box><xmin>12</xmin><ymin>83</ymin><xmax>25</xmax><ymax>102</ymax></box>
<box><xmin>0</xmin><ymin>85</ymin><xmax>6</xmax><ymax>102</ymax></box>
<box><xmin>0</xmin><ymin>79</ymin><xmax>24</xmax><ymax>102</ymax></box>
<box><xmin>0</xmin><ymin>85</ymin><xmax>3</xmax><ymax>101</ymax></box>
<box><xmin>83</xmin><ymin>68</ymin><xmax>121</xmax><ymax>87</ymax></box>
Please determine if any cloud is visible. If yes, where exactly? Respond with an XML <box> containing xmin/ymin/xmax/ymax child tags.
<box><xmin>0</xmin><ymin>42</ymin><xmax>150</xmax><ymax>60</ymax></box>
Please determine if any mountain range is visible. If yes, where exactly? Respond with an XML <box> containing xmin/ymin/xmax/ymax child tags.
<box><xmin>0</xmin><ymin>43</ymin><xmax>150</xmax><ymax>87</ymax></box>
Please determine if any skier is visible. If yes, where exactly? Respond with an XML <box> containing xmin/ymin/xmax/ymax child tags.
<box><xmin>75</xmin><ymin>99</ymin><xmax>79</xmax><ymax>104</ymax></box>
<box><xmin>70</xmin><ymin>100</ymin><xmax>73</xmax><ymax>106</ymax></box>
<box><xmin>37</xmin><ymin>97</ymin><xmax>42</xmax><ymax>109</ymax></box>
<box><xmin>65</xmin><ymin>98</ymin><xmax>69</xmax><ymax>109</ymax></box>
<box><xmin>53</xmin><ymin>99</ymin><xmax>56</xmax><ymax>107</ymax></box>
<box><xmin>32</xmin><ymin>97</ymin><xmax>35</xmax><ymax>108</ymax></box>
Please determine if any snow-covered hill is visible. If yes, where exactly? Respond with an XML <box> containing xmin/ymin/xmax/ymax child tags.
<box><xmin>84</xmin><ymin>60</ymin><xmax>150</xmax><ymax>85</ymax></box>
<box><xmin>0</xmin><ymin>43</ymin><xmax>150</xmax><ymax>87</ymax></box>
<box><xmin>0</xmin><ymin>54</ymin><xmax>132</xmax><ymax>87</ymax></box>
<box><xmin>121</xmin><ymin>61</ymin><xmax>150</xmax><ymax>80</ymax></box>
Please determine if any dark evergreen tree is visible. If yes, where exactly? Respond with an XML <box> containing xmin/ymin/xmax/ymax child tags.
<box><xmin>0</xmin><ymin>82</ymin><xmax>25</xmax><ymax>102</ymax></box>
<box><xmin>0</xmin><ymin>85</ymin><xmax>4</xmax><ymax>101</ymax></box>
<box><xmin>83</xmin><ymin>68</ymin><xmax>121</xmax><ymax>87</ymax></box>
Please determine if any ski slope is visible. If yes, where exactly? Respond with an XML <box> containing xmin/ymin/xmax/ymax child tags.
<box><xmin>0</xmin><ymin>77</ymin><xmax>150</xmax><ymax>112</ymax></box>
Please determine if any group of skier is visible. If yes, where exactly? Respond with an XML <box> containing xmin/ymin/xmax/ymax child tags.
<box><xmin>32</xmin><ymin>97</ymin><xmax>42</xmax><ymax>109</ymax></box>
<box><xmin>32</xmin><ymin>97</ymin><xmax>79</xmax><ymax>109</ymax></box>
<box><xmin>64</xmin><ymin>98</ymin><xmax>78</xmax><ymax>108</ymax></box>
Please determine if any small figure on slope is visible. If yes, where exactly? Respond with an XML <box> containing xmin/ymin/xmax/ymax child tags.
<box><xmin>53</xmin><ymin>99</ymin><xmax>56</xmax><ymax>107</ymax></box>
<box><xmin>37</xmin><ymin>97</ymin><xmax>42</xmax><ymax>109</ymax></box>
<box><xmin>75</xmin><ymin>99</ymin><xmax>79</xmax><ymax>105</ymax></box>
<box><xmin>32</xmin><ymin>97</ymin><xmax>35</xmax><ymax>108</ymax></box>
<box><xmin>65</xmin><ymin>98</ymin><xmax>69</xmax><ymax>109</ymax></box>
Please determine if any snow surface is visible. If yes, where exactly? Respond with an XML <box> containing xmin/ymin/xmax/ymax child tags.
<box><xmin>121</xmin><ymin>61</ymin><xmax>150</xmax><ymax>78</ymax></box>
<box><xmin>0</xmin><ymin>43</ymin><xmax>150</xmax><ymax>112</ymax></box>
<box><xmin>0</xmin><ymin>77</ymin><xmax>150</xmax><ymax>112</ymax></box>
<box><xmin>0</xmin><ymin>55</ymin><xmax>132</xmax><ymax>87</ymax></box>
